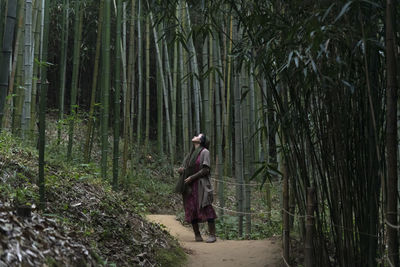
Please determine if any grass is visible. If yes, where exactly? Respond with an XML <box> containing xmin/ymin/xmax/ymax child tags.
<box><xmin>154</xmin><ymin>245</ymin><xmax>187</xmax><ymax>267</ymax></box>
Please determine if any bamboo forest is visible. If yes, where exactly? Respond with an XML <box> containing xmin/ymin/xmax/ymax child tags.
<box><xmin>0</xmin><ymin>0</ymin><xmax>398</xmax><ymax>266</ymax></box>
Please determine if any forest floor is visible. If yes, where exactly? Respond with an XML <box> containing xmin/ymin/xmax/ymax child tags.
<box><xmin>147</xmin><ymin>214</ymin><xmax>283</xmax><ymax>267</ymax></box>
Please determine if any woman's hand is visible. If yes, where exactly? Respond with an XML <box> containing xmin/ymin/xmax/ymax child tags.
<box><xmin>184</xmin><ymin>176</ymin><xmax>193</xmax><ymax>184</ymax></box>
<box><xmin>178</xmin><ymin>167</ymin><xmax>184</xmax><ymax>174</ymax></box>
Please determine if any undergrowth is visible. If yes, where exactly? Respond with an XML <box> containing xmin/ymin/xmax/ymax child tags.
<box><xmin>0</xmin><ymin>129</ymin><xmax>186</xmax><ymax>266</ymax></box>
<box><xmin>1</xmin><ymin>111</ymin><xmax>282</xmax><ymax>265</ymax></box>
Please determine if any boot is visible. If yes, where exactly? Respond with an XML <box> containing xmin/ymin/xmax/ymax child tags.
<box><xmin>192</xmin><ymin>223</ymin><xmax>203</xmax><ymax>242</ymax></box>
<box><xmin>206</xmin><ymin>221</ymin><xmax>216</xmax><ymax>243</ymax></box>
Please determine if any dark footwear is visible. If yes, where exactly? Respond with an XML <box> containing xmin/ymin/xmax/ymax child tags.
<box><xmin>206</xmin><ymin>221</ymin><xmax>216</xmax><ymax>243</ymax></box>
<box><xmin>192</xmin><ymin>223</ymin><xmax>203</xmax><ymax>242</ymax></box>
<box><xmin>195</xmin><ymin>235</ymin><xmax>204</xmax><ymax>242</ymax></box>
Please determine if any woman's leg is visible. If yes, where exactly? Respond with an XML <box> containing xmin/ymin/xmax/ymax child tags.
<box><xmin>191</xmin><ymin>219</ymin><xmax>203</xmax><ymax>242</ymax></box>
<box><xmin>206</xmin><ymin>218</ymin><xmax>216</xmax><ymax>243</ymax></box>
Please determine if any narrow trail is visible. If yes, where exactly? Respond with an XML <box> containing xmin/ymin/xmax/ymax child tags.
<box><xmin>147</xmin><ymin>215</ymin><xmax>282</xmax><ymax>267</ymax></box>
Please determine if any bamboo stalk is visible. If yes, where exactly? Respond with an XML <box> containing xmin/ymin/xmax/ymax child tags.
<box><xmin>57</xmin><ymin>0</ymin><xmax>69</xmax><ymax>144</ymax></box>
<box><xmin>67</xmin><ymin>0</ymin><xmax>83</xmax><ymax>160</ymax></box>
<box><xmin>203</xmin><ymin>35</ymin><xmax>209</xmax><ymax>133</ymax></box>
<box><xmin>136</xmin><ymin>0</ymin><xmax>142</xmax><ymax>145</ymax></box>
<box><xmin>223</xmin><ymin>14</ymin><xmax>233</xmax><ymax>181</ymax></box>
<box><xmin>149</xmin><ymin>10</ymin><xmax>173</xmax><ymax>156</ymax></box>
<box><xmin>305</xmin><ymin>187</ymin><xmax>316</xmax><ymax>267</ymax></box>
<box><xmin>0</xmin><ymin>0</ymin><xmax>17</xmax><ymax>130</ymax></box>
<box><xmin>184</xmin><ymin>1</ymin><xmax>200</xmax><ymax>133</ymax></box>
<box><xmin>179</xmin><ymin>0</ymin><xmax>189</xmax><ymax>155</ymax></box>
<box><xmin>122</xmin><ymin>0</ymin><xmax>136</xmax><ymax>179</ymax></box>
<box><xmin>144</xmin><ymin>12</ymin><xmax>150</xmax><ymax>149</ymax></box>
<box><xmin>2</xmin><ymin>0</ymin><xmax>24</xmax><ymax>130</ymax></box>
<box><xmin>101</xmin><ymin>0</ymin><xmax>111</xmax><ymax>180</ymax></box>
<box><xmin>386</xmin><ymin>0</ymin><xmax>399</xmax><ymax>265</ymax></box>
<box><xmin>113</xmin><ymin>0</ymin><xmax>122</xmax><ymax>190</ymax></box>
<box><xmin>30</xmin><ymin>0</ymin><xmax>43</xmax><ymax>135</ymax></box>
<box><xmin>282</xmin><ymin>141</ymin><xmax>289</xmax><ymax>263</ymax></box>
<box><xmin>22</xmin><ymin>0</ymin><xmax>33</xmax><ymax>137</ymax></box>
<box><xmin>84</xmin><ymin>0</ymin><xmax>103</xmax><ymax>162</ymax></box>
<box><xmin>214</xmin><ymin>35</ymin><xmax>224</xmax><ymax>218</ymax></box>
<box><xmin>171</xmin><ymin>3</ymin><xmax>178</xmax><ymax>156</ymax></box>
<box><xmin>38</xmin><ymin>0</ymin><xmax>50</xmax><ymax>209</ymax></box>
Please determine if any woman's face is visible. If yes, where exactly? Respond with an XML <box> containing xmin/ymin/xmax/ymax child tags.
<box><xmin>192</xmin><ymin>133</ymin><xmax>203</xmax><ymax>144</ymax></box>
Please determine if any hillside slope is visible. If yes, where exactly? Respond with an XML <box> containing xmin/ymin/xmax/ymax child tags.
<box><xmin>0</xmin><ymin>132</ymin><xmax>186</xmax><ymax>266</ymax></box>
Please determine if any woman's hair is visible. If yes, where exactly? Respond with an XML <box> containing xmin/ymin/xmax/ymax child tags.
<box><xmin>200</xmin><ymin>133</ymin><xmax>210</xmax><ymax>149</ymax></box>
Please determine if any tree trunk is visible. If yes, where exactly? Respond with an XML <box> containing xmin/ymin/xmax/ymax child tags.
<box><xmin>101</xmin><ymin>0</ymin><xmax>111</xmax><ymax>180</ymax></box>
<box><xmin>38</xmin><ymin>0</ymin><xmax>50</xmax><ymax>209</ymax></box>
<box><xmin>184</xmin><ymin>1</ymin><xmax>200</xmax><ymax>133</ymax></box>
<box><xmin>233</xmin><ymin>18</ymin><xmax>244</xmax><ymax>235</ymax></box>
<box><xmin>67</xmin><ymin>0</ymin><xmax>83</xmax><ymax>160</ymax></box>
<box><xmin>0</xmin><ymin>0</ymin><xmax>17</xmax><ymax>130</ymax></box>
<box><xmin>30</xmin><ymin>0</ymin><xmax>43</xmax><ymax>135</ymax></box>
<box><xmin>22</xmin><ymin>0</ymin><xmax>33</xmax><ymax>137</ymax></box>
<box><xmin>136</xmin><ymin>0</ymin><xmax>142</xmax><ymax>145</ymax></box>
<box><xmin>150</xmin><ymin>11</ymin><xmax>172</xmax><ymax>156</ymax></box>
<box><xmin>58</xmin><ymin>0</ymin><xmax>69</xmax><ymax>144</ymax></box>
<box><xmin>203</xmin><ymin>35</ymin><xmax>209</xmax><ymax>134</ymax></box>
<box><xmin>113</xmin><ymin>0</ymin><xmax>122</xmax><ymax>190</ymax></box>
<box><xmin>179</xmin><ymin>0</ymin><xmax>189</xmax><ymax>155</ymax></box>
<box><xmin>214</xmin><ymin>31</ymin><xmax>225</xmax><ymax>217</ymax></box>
<box><xmin>208</xmin><ymin>23</ymin><xmax>214</xmax><ymax>159</ymax></box>
<box><xmin>144</xmin><ymin>12</ymin><xmax>150</xmax><ymax>149</ymax></box>
<box><xmin>84</xmin><ymin>0</ymin><xmax>103</xmax><ymax>162</ymax></box>
<box><xmin>3</xmin><ymin>0</ymin><xmax>25</xmax><ymax>130</ymax></box>
<box><xmin>305</xmin><ymin>187</ymin><xmax>316</xmax><ymax>267</ymax></box>
<box><xmin>282</xmin><ymin>139</ymin><xmax>290</xmax><ymax>264</ymax></box>
<box><xmin>243</xmin><ymin>67</ymin><xmax>251</xmax><ymax>238</ymax></box>
<box><xmin>157</xmin><ymin>29</ymin><xmax>163</xmax><ymax>155</ymax></box>
<box><xmin>13</xmin><ymin>29</ymin><xmax>24</xmax><ymax>135</ymax></box>
<box><xmin>122</xmin><ymin>0</ymin><xmax>135</xmax><ymax>179</ymax></box>
<box><xmin>171</xmin><ymin>3</ymin><xmax>178</xmax><ymax>158</ymax></box>
<box><xmin>223</xmin><ymin>15</ymin><xmax>233</xmax><ymax>183</ymax></box>
<box><xmin>386</xmin><ymin>0</ymin><xmax>398</xmax><ymax>265</ymax></box>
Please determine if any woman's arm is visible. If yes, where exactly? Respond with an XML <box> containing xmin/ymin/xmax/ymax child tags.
<box><xmin>184</xmin><ymin>166</ymin><xmax>210</xmax><ymax>184</ymax></box>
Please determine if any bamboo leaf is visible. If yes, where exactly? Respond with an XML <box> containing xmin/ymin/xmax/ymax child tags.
<box><xmin>360</xmin><ymin>0</ymin><xmax>381</xmax><ymax>8</ymax></box>
<box><xmin>310</xmin><ymin>59</ymin><xmax>317</xmax><ymax>73</ymax></box>
<box><xmin>250</xmin><ymin>164</ymin><xmax>266</xmax><ymax>181</ymax></box>
<box><xmin>322</xmin><ymin>3</ymin><xmax>335</xmax><ymax>22</ymax></box>
<box><xmin>294</xmin><ymin>57</ymin><xmax>299</xmax><ymax>68</ymax></box>
<box><xmin>334</xmin><ymin>1</ymin><xmax>353</xmax><ymax>23</ymax></box>
<box><xmin>342</xmin><ymin>80</ymin><xmax>355</xmax><ymax>93</ymax></box>
<box><xmin>240</xmin><ymin>88</ymin><xmax>249</xmax><ymax>102</ymax></box>
<box><xmin>287</xmin><ymin>51</ymin><xmax>293</xmax><ymax>68</ymax></box>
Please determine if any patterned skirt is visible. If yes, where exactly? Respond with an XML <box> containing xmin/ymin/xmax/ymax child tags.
<box><xmin>183</xmin><ymin>179</ymin><xmax>217</xmax><ymax>223</ymax></box>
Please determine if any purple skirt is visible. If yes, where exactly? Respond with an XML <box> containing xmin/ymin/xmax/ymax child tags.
<box><xmin>183</xmin><ymin>179</ymin><xmax>217</xmax><ymax>223</ymax></box>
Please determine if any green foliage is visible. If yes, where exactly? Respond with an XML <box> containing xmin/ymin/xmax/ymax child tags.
<box><xmin>0</xmin><ymin>131</ymin><xmax>39</xmax><ymax>203</ymax></box>
<box><xmin>215</xmin><ymin>215</ymin><xmax>238</xmax><ymax>240</ymax></box>
<box><xmin>13</xmin><ymin>186</ymin><xmax>38</xmax><ymax>206</ymax></box>
<box><xmin>215</xmin><ymin>215</ymin><xmax>280</xmax><ymax>240</ymax></box>
<box><xmin>154</xmin><ymin>245</ymin><xmax>187</xmax><ymax>267</ymax></box>
<box><xmin>123</xmin><ymin>145</ymin><xmax>178</xmax><ymax>214</ymax></box>
<box><xmin>0</xmin><ymin>125</ymin><xmax>185</xmax><ymax>266</ymax></box>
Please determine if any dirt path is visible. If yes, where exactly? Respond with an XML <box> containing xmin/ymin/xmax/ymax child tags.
<box><xmin>147</xmin><ymin>215</ymin><xmax>282</xmax><ymax>267</ymax></box>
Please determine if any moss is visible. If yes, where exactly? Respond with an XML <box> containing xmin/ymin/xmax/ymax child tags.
<box><xmin>154</xmin><ymin>244</ymin><xmax>187</xmax><ymax>267</ymax></box>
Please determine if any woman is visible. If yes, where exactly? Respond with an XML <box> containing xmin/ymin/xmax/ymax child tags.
<box><xmin>175</xmin><ymin>133</ymin><xmax>217</xmax><ymax>243</ymax></box>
